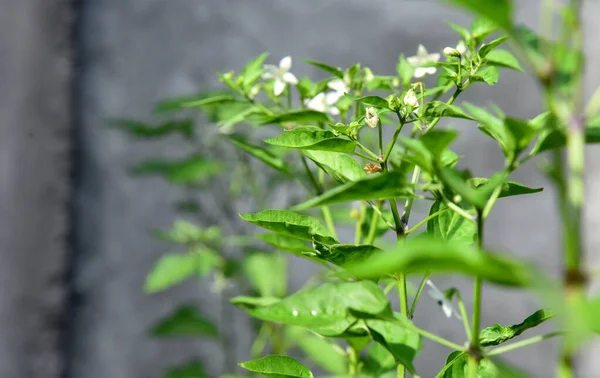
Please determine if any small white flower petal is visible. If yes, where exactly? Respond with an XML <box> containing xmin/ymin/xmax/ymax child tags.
<box><xmin>423</xmin><ymin>67</ymin><xmax>437</xmax><ymax>75</ymax></box>
<box><xmin>413</xmin><ymin>67</ymin><xmax>428</xmax><ymax>78</ymax></box>
<box><xmin>365</xmin><ymin>107</ymin><xmax>379</xmax><ymax>128</ymax></box>
<box><xmin>325</xmin><ymin>91</ymin><xmax>342</xmax><ymax>105</ymax></box>
<box><xmin>417</xmin><ymin>44</ymin><xmax>429</xmax><ymax>60</ymax></box>
<box><xmin>262</xmin><ymin>72</ymin><xmax>276</xmax><ymax>80</ymax></box>
<box><xmin>282</xmin><ymin>72</ymin><xmax>298</xmax><ymax>85</ymax></box>
<box><xmin>406</xmin><ymin>56</ymin><xmax>420</xmax><ymax>66</ymax></box>
<box><xmin>279</xmin><ymin>56</ymin><xmax>292</xmax><ymax>72</ymax></box>
<box><xmin>441</xmin><ymin>302</ymin><xmax>454</xmax><ymax>318</ymax></box>
<box><xmin>329</xmin><ymin>107</ymin><xmax>340</xmax><ymax>116</ymax></box>
<box><xmin>273</xmin><ymin>78</ymin><xmax>286</xmax><ymax>96</ymax></box>
<box><xmin>456</xmin><ymin>41</ymin><xmax>467</xmax><ymax>55</ymax></box>
<box><xmin>328</xmin><ymin>79</ymin><xmax>348</xmax><ymax>94</ymax></box>
<box><xmin>306</xmin><ymin>93</ymin><xmax>326</xmax><ymax>112</ymax></box>
<box><xmin>428</xmin><ymin>52</ymin><xmax>441</xmax><ymax>63</ymax></box>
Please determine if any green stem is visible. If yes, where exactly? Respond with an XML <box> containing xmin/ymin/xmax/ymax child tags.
<box><xmin>487</xmin><ymin>332</ymin><xmax>563</xmax><ymax>356</ymax></box>
<box><xmin>398</xmin><ymin>276</ymin><xmax>409</xmax><ymax>315</ymax></box>
<box><xmin>365</xmin><ymin>201</ymin><xmax>383</xmax><ymax>245</ymax></box>
<box><xmin>378</xmin><ymin>120</ymin><xmax>384</xmax><ymax>157</ymax></box>
<box><xmin>356</xmin><ymin>141</ymin><xmax>380</xmax><ymax>161</ymax></box>
<box><xmin>300</xmin><ymin>153</ymin><xmax>321</xmax><ymax>194</ymax></box>
<box><xmin>405</xmin><ymin>208</ymin><xmax>450</xmax><ymax>235</ymax></box>
<box><xmin>250</xmin><ymin>323</ymin><xmax>270</xmax><ymax>359</ymax></box>
<box><xmin>318</xmin><ymin>169</ymin><xmax>338</xmax><ymax>240</ymax></box>
<box><xmin>468</xmin><ymin>210</ymin><xmax>484</xmax><ymax>378</ymax></box>
<box><xmin>349</xmin><ymin>345</ymin><xmax>359</xmax><ymax>377</ymax></box>
<box><xmin>435</xmin><ymin>352</ymin><xmax>467</xmax><ymax>378</ymax></box>
<box><xmin>456</xmin><ymin>291</ymin><xmax>472</xmax><ymax>340</ymax></box>
<box><xmin>355</xmin><ymin>202</ymin><xmax>367</xmax><ymax>245</ymax></box>
<box><xmin>383</xmin><ymin>120</ymin><xmax>405</xmax><ymax>163</ymax></box>
<box><xmin>409</xmin><ymin>273</ymin><xmax>430</xmax><ymax>318</ymax></box>
<box><xmin>412</xmin><ymin>326</ymin><xmax>465</xmax><ymax>351</ymax></box>
<box><xmin>354</xmin><ymin>152</ymin><xmax>380</xmax><ymax>162</ymax></box>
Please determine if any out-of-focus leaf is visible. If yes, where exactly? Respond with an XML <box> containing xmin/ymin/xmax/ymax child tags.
<box><xmin>152</xmin><ymin>305</ymin><xmax>218</xmax><ymax>338</ymax></box>
<box><xmin>111</xmin><ymin>119</ymin><xmax>194</xmax><ymax>139</ymax></box>
<box><xmin>132</xmin><ymin>155</ymin><xmax>222</xmax><ymax>184</ymax></box>
<box><xmin>229</xmin><ymin>136</ymin><xmax>292</xmax><ymax>176</ymax></box>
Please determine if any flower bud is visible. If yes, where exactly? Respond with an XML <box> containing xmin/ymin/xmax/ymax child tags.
<box><xmin>387</xmin><ymin>94</ymin><xmax>402</xmax><ymax>112</ymax></box>
<box><xmin>363</xmin><ymin>67</ymin><xmax>374</xmax><ymax>83</ymax></box>
<box><xmin>443</xmin><ymin>47</ymin><xmax>461</xmax><ymax>57</ymax></box>
<box><xmin>403</xmin><ymin>89</ymin><xmax>419</xmax><ymax>108</ymax></box>
<box><xmin>365</xmin><ymin>107</ymin><xmax>379</xmax><ymax>128</ymax></box>
<box><xmin>456</xmin><ymin>41</ymin><xmax>467</xmax><ymax>55</ymax></box>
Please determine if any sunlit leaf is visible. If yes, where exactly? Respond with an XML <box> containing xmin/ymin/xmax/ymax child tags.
<box><xmin>303</xmin><ymin>150</ymin><xmax>365</xmax><ymax>183</ymax></box>
<box><xmin>263</xmin><ymin>110</ymin><xmax>331</xmax><ymax>125</ymax></box>
<box><xmin>239</xmin><ymin>355</ymin><xmax>314</xmax><ymax>378</ymax></box>
<box><xmin>427</xmin><ymin>200</ymin><xmax>477</xmax><ymax>244</ymax></box>
<box><xmin>480</xmin><ymin>309</ymin><xmax>555</xmax><ymax>346</ymax></box>
<box><xmin>485</xmin><ymin>49</ymin><xmax>523</xmax><ymax>71</ymax></box>
<box><xmin>265</xmin><ymin>126</ymin><xmax>356</xmax><ymax>153</ymax></box>
<box><xmin>421</xmin><ymin>101</ymin><xmax>475</xmax><ymax>120</ymax></box>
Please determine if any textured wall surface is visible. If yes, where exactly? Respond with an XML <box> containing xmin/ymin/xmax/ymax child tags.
<box><xmin>0</xmin><ymin>0</ymin><xmax>71</xmax><ymax>377</ymax></box>
<box><xmin>70</xmin><ymin>1</ymin><xmax>599</xmax><ymax>378</ymax></box>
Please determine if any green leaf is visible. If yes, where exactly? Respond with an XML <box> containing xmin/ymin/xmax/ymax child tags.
<box><xmin>366</xmin><ymin>313</ymin><xmax>421</xmax><ymax>374</ymax></box>
<box><xmin>421</xmin><ymin>101</ymin><xmax>475</xmax><ymax>120</ymax></box>
<box><xmin>111</xmin><ymin>119</ymin><xmax>194</xmax><ymax>139</ymax></box>
<box><xmin>427</xmin><ymin>200</ymin><xmax>477</xmax><ymax>244</ymax></box>
<box><xmin>364</xmin><ymin>343</ymin><xmax>396</xmax><ymax>375</ymax></box>
<box><xmin>471</xmin><ymin>66</ymin><xmax>500</xmax><ymax>85</ymax></box>
<box><xmin>230</xmin><ymin>296</ymin><xmax>281</xmax><ymax>310</ymax></box>
<box><xmin>347</xmin><ymin>94</ymin><xmax>390</xmax><ymax>109</ymax></box>
<box><xmin>439</xmin><ymin>167</ymin><xmax>506</xmax><ymax>209</ymax></box>
<box><xmin>151</xmin><ymin>305</ymin><xmax>218</xmax><ymax>338</ymax></box>
<box><xmin>420</xmin><ymin>130</ymin><xmax>459</xmax><ymax>158</ymax></box>
<box><xmin>468</xmin><ymin>178</ymin><xmax>543</xmax><ymax>198</ymax></box>
<box><xmin>346</xmin><ymin>235</ymin><xmax>535</xmax><ymax>286</ymax></box>
<box><xmin>533</xmin><ymin>117</ymin><xmax>600</xmax><ymax>154</ymax></box>
<box><xmin>397</xmin><ymin>55</ymin><xmax>415</xmax><ymax>86</ymax></box>
<box><xmin>484</xmin><ymin>49</ymin><xmax>523</xmax><ymax>71</ymax></box>
<box><xmin>166</xmin><ymin>360</ymin><xmax>207</xmax><ymax>378</ymax></box>
<box><xmin>229</xmin><ymin>136</ymin><xmax>291</xmax><ymax>176</ymax></box>
<box><xmin>479</xmin><ymin>36</ymin><xmax>510</xmax><ymax>58</ymax></box>
<box><xmin>239</xmin><ymin>355</ymin><xmax>314</xmax><ymax>378</ymax></box>
<box><xmin>303</xmin><ymin>150</ymin><xmax>365</xmax><ymax>183</ymax></box>
<box><xmin>289</xmin><ymin>327</ymin><xmax>347</xmax><ymax>374</ymax></box>
<box><xmin>504</xmin><ymin>117</ymin><xmax>537</xmax><ymax>152</ymax></box>
<box><xmin>305</xmin><ymin>59</ymin><xmax>344</xmax><ymax>79</ymax></box>
<box><xmin>257</xmin><ymin>233</ymin><xmax>310</xmax><ymax>254</ymax></box>
<box><xmin>480</xmin><ymin>309</ymin><xmax>555</xmax><ymax>347</ymax></box>
<box><xmin>313</xmin><ymin>243</ymin><xmax>382</xmax><ymax>266</ymax></box>
<box><xmin>463</xmin><ymin>103</ymin><xmax>513</xmax><ymax>159</ymax></box>
<box><xmin>265</xmin><ymin>127</ymin><xmax>356</xmax><ymax>153</ymax></box>
<box><xmin>244</xmin><ymin>281</ymin><xmax>391</xmax><ymax>336</ymax></box>
<box><xmin>446</xmin><ymin>0</ymin><xmax>513</xmax><ymax>31</ymax></box>
<box><xmin>156</xmin><ymin>221</ymin><xmax>221</xmax><ymax>244</ymax></box>
<box><xmin>242</xmin><ymin>52</ymin><xmax>269</xmax><ymax>88</ymax></box>
<box><xmin>291</xmin><ymin>172</ymin><xmax>414</xmax><ymax>211</ymax></box>
<box><xmin>471</xmin><ymin>17</ymin><xmax>499</xmax><ymax>43</ymax></box>
<box><xmin>132</xmin><ymin>155</ymin><xmax>222</xmax><ymax>184</ymax></box>
<box><xmin>448</xmin><ymin>22</ymin><xmax>471</xmax><ymax>42</ymax></box>
<box><xmin>264</xmin><ymin>110</ymin><xmax>331</xmax><ymax>125</ymax></box>
<box><xmin>441</xmin><ymin>352</ymin><xmax>500</xmax><ymax>377</ymax></box>
<box><xmin>144</xmin><ymin>252</ymin><xmax>209</xmax><ymax>293</ymax></box>
<box><xmin>244</xmin><ymin>252</ymin><xmax>287</xmax><ymax>297</ymax></box>
<box><xmin>154</xmin><ymin>93</ymin><xmax>237</xmax><ymax>113</ymax></box>
<box><xmin>240</xmin><ymin>210</ymin><xmax>338</xmax><ymax>245</ymax></box>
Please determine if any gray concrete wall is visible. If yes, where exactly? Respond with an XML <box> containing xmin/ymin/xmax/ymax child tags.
<box><xmin>0</xmin><ymin>0</ymin><xmax>72</xmax><ymax>377</ymax></box>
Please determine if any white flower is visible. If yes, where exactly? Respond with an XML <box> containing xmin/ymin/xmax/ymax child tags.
<box><xmin>365</xmin><ymin>107</ymin><xmax>379</xmax><ymax>128</ymax></box>
<box><xmin>407</xmin><ymin>44</ymin><xmax>441</xmax><ymax>78</ymax></box>
<box><xmin>403</xmin><ymin>89</ymin><xmax>419</xmax><ymax>108</ymax></box>
<box><xmin>327</xmin><ymin>77</ymin><xmax>350</xmax><ymax>103</ymax></box>
<box><xmin>262</xmin><ymin>56</ymin><xmax>298</xmax><ymax>96</ymax></box>
<box><xmin>426</xmin><ymin>280</ymin><xmax>461</xmax><ymax>319</ymax></box>
<box><xmin>304</xmin><ymin>92</ymin><xmax>340</xmax><ymax>116</ymax></box>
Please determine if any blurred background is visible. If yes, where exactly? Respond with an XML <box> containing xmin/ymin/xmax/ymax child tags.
<box><xmin>1</xmin><ymin>0</ymin><xmax>599</xmax><ymax>377</ymax></box>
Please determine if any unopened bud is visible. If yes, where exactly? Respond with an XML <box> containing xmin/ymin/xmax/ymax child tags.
<box><xmin>387</xmin><ymin>94</ymin><xmax>402</xmax><ymax>112</ymax></box>
<box><xmin>456</xmin><ymin>41</ymin><xmax>467</xmax><ymax>55</ymax></box>
<box><xmin>453</xmin><ymin>194</ymin><xmax>462</xmax><ymax>203</ymax></box>
<box><xmin>403</xmin><ymin>89</ymin><xmax>419</xmax><ymax>108</ymax></box>
<box><xmin>443</xmin><ymin>47</ymin><xmax>461</xmax><ymax>57</ymax></box>
<box><xmin>365</xmin><ymin>107</ymin><xmax>379</xmax><ymax>128</ymax></box>
<box><xmin>363</xmin><ymin>67</ymin><xmax>374</xmax><ymax>83</ymax></box>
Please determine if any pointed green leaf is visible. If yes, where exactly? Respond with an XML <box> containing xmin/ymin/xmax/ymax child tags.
<box><xmin>151</xmin><ymin>305</ymin><xmax>218</xmax><ymax>338</ymax></box>
<box><xmin>448</xmin><ymin>22</ymin><xmax>471</xmax><ymax>42</ymax></box>
<box><xmin>263</xmin><ymin>110</ymin><xmax>331</xmax><ymax>125</ymax></box>
<box><xmin>533</xmin><ymin>116</ymin><xmax>600</xmax><ymax>154</ymax></box>
<box><xmin>504</xmin><ymin>117</ymin><xmax>537</xmax><ymax>152</ymax></box>
<box><xmin>154</xmin><ymin>92</ymin><xmax>237</xmax><ymax>113</ymax></box>
<box><xmin>479</xmin><ymin>36</ymin><xmax>510</xmax><ymax>58</ymax></box>
<box><xmin>155</xmin><ymin>221</ymin><xmax>221</xmax><ymax>244</ymax></box>
<box><xmin>230</xmin><ymin>296</ymin><xmax>280</xmax><ymax>310</ymax></box>
<box><xmin>244</xmin><ymin>281</ymin><xmax>391</xmax><ymax>336</ymax></box>
<box><xmin>256</xmin><ymin>233</ymin><xmax>311</xmax><ymax>254</ymax></box>
<box><xmin>427</xmin><ymin>200</ymin><xmax>477</xmax><ymax>245</ymax></box>
<box><xmin>346</xmin><ymin>235</ymin><xmax>536</xmax><ymax>286</ymax></box>
<box><xmin>289</xmin><ymin>327</ymin><xmax>348</xmax><ymax>374</ymax></box>
<box><xmin>441</xmin><ymin>352</ymin><xmax>500</xmax><ymax>377</ymax></box>
<box><xmin>463</xmin><ymin>103</ymin><xmax>513</xmax><ymax>158</ymax></box>
<box><xmin>313</xmin><ymin>244</ymin><xmax>382</xmax><ymax>266</ymax></box>
<box><xmin>364</xmin><ymin>343</ymin><xmax>396</xmax><ymax>375</ymax></box>
<box><xmin>303</xmin><ymin>150</ymin><xmax>366</xmax><ymax>183</ymax></box>
<box><xmin>242</xmin><ymin>52</ymin><xmax>270</xmax><ymax>88</ymax></box>
<box><xmin>421</xmin><ymin>101</ymin><xmax>475</xmax><ymax>120</ymax></box>
<box><xmin>366</xmin><ymin>313</ymin><xmax>421</xmax><ymax>374</ymax></box>
<box><xmin>265</xmin><ymin>127</ymin><xmax>356</xmax><ymax>153</ymax></box>
<box><xmin>468</xmin><ymin>178</ymin><xmax>543</xmax><ymax>198</ymax></box>
<box><xmin>420</xmin><ymin>130</ymin><xmax>459</xmax><ymax>158</ymax></box>
<box><xmin>305</xmin><ymin>59</ymin><xmax>344</xmax><ymax>79</ymax></box>
<box><xmin>291</xmin><ymin>172</ymin><xmax>414</xmax><ymax>211</ymax></box>
<box><xmin>471</xmin><ymin>17</ymin><xmax>499</xmax><ymax>43</ymax></box>
<box><xmin>229</xmin><ymin>136</ymin><xmax>291</xmax><ymax>176</ymax></box>
<box><xmin>471</xmin><ymin>66</ymin><xmax>500</xmax><ymax>85</ymax></box>
<box><xmin>240</xmin><ymin>355</ymin><xmax>314</xmax><ymax>378</ymax></box>
<box><xmin>480</xmin><ymin>309</ymin><xmax>555</xmax><ymax>347</ymax></box>
<box><xmin>347</xmin><ymin>94</ymin><xmax>390</xmax><ymax>109</ymax></box>
<box><xmin>445</xmin><ymin>0</ymin><xmax>513</xmax><ymax>31</ymax></box>
<box><xmin>132</xmin><ymin>155</ymin><xmax>222</xmax><ymax>184</ymax></box>
<box><xmin>240</xmin><ymin>210</ymin><xmax>338</xmax><ymax>244</ymax></box>
<box><xmin>244</xmin><ymin>252</ymin><xmax>287</xmax><ymax>297</ymax></box>
<box><xmin>485</xmin><ymin>49</ymin><xmax>523</xmax><ymax>71</ymax></box>
<box><xmin>111</xmin><ymin>119</ymin><xmax>194</xmax><ymax>139</ymax></box>
<box><xmin>439</xmin><ymin>167</ymin><xmax>506</xmax><ymax>209</ymax></box>
<box><xmin>144</xmin><ymin>252</ymin><xmax>209</xmax><ymax>293</ymax></box>
<box><xmin>166</xmin><ymin>360</ymin><xmax>207</xmax><ymax>378</ymax></box>
<box><xmin>180</xmin><ymin>94</ymin><xmax>239</xmax><ymax>109</ymax></box>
